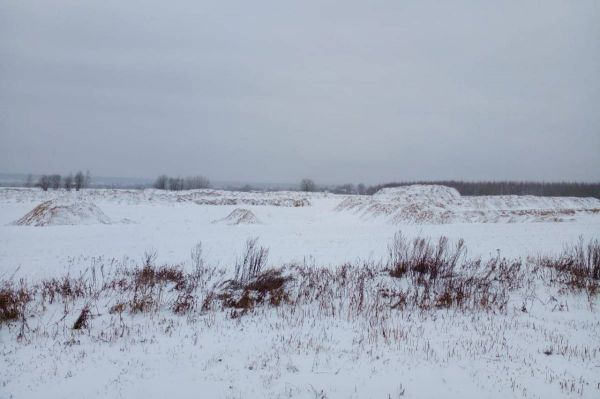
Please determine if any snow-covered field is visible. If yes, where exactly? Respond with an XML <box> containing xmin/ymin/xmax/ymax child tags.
<box><xmin>1</xmin><ymin>187</ymin><xmax>599</xmax><ymax>279</ymax></box>
<box><xmin>1</xmin><ymin>187</ymin><xmax>599</xmax><ymax>398</ymax></box>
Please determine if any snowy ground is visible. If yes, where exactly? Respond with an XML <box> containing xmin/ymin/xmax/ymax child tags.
<box><xmin>1</xmin><ymin>187</ymin><xmax>599</xmax><ymax>398</ymax></box>
<box><xmin>1</xmin><ymin>187</ymin><xmax>599</xmax><ymax>279</ymax></box>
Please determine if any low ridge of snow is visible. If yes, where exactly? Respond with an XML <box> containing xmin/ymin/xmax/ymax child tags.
<box><xmin>0</xmin><ymin>187</ymin><xmax>313</xmax><ymax>207</ymax></box>
<box><xmin>374</xmin><ymin>184</ymin><xmax>461</xmax><ymax>201</ymax></box>
<box><xmin>12</xmin><ymin>199</ymin><xmax>112</xmax><ymax>226</ymax></box>
<box><xmin>337</xmin><ymin>185</ymin><xmax>600</xmax><ymax>224</ymax></box>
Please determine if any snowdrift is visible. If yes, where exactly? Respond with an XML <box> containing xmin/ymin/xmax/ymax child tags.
<box><xmin>336</xmin><ymin>185</ymin><xmax>600</xmax><ymax>224</ymax></box>
<box><xmin>213</xmin><ymin>208</ymin><xmax>260</xmax><ymax>225</ymax></box>
<box><xmin>12</xmin><ymin>199</ymin><xmax>112</xmax><ymax>226</ymax></box>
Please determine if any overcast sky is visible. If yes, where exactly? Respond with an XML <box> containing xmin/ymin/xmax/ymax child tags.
<box><xmin>1</xmin><ymin>1</ymin><xmax>599</xmax><ymax>184</ymax></box>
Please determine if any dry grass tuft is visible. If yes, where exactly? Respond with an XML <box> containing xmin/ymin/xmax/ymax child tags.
<box><xmin>388</xmin><ymin>232</ymin><xmax>465</xmax><ymax>279</ymax></box>
<box><xmin>217</xmin><ymin>269</ymin><xmax>292</xmax><ymax>312</ymax></box>
<box><xmin>234</xmin><ymin>237</ymin><xmax>269</xmax><ymax>284</ymax></box>
<box><xmin>72</xmin><ymin>306</ymin><xmax>90</xmax><ymax>330</ymax></box>
<box><xmin>539</xmin><ymin>237</ymin><xmax>600</xmax><ymax>295</ymax></box>
<box><xmin>0</xmin><ymin>282</ymin><xmax>32</xmax><ymax>324</ymax></box>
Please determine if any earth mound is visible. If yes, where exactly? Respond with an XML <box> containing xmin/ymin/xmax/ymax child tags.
<box><xmin>12</xmin><ymin>199</ymin><xmax>112</xmax><ymax>226</ymax></box>
<box><xmin>213</xmin><ymin>208</ymin><xmax>260</xmax><ymax>225</ymax></box>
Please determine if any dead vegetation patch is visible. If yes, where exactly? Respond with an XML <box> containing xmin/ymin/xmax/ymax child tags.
<box><xmin>539</xmin><ymin>237</ymin><xmax>600</xmax><ymax>295</ymax></box>
<box><xmin>41</xmin><ymin>276</ymin><xmax>87</xmax><ymax>304</ymax></box>
<box><xmin>388</xmin><ymin>233</ymin><xmax>465</xmax><ymax>279</ymax></box>
<box><xmin>1</xmin><ymin>235</ymin><xmax>598</xmax><ymax>341</ymax></box>
<box><xmin>385</xmin><ymin>233</ymin><xmax>526</xmax><ymax>311</ymax></box>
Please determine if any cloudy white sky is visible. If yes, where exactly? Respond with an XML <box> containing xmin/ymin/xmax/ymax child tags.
<box><xmin>1</xmin><ymin>0</ymin><xmax>599</xmax><ymax>184</ymax></box>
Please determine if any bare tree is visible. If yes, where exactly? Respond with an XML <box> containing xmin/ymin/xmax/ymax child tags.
<box><xmin>49</xmin><ymin>174</ymin><xmax>61</xmax><ymax>190</ymax></box>
<box><xmin>300</xmin><ymin>178</ymin><xmax>317</xmax><ymax>192</ymax></box>
<box><xmin>37</xmin><ymin>175</ymin><xmax>50</xmax><ymax>191</ymax></box>
<box><xmin>154</xmin><ymin>175</ymin><xmax>168</xmax><ymax>190</ymax></box>
<box><xmin>168</xmin><ymin>177</ymin><xmax>184</xmax><ymax>191</ymax></box>
<box><xmin>74</xmin><ymin>171</ymin><xmax>85</xmax><ymax>191</ymax></box>
<box><xmin>24</xmin><ymin>174</ymin><xmax>33</xmax><ymax>188</ymax></box>
<box><xmin>64</xmin><ymin>174</ymin><xmax>74</xmax><ymax>191</ymax></box>
<box><xmin>183</xmin><ymin>175</ymin><xmax>210</xmax><ymax>190</ymax></box>
<box><xmin>357</xmin><ymin>183</ymin><xmax>366</xmax><ymax>195</ymax></box>
<box><xmin>84</xmin><ymin>170</ymin><xmax>91</xmax><ymax>188</ymax></box>
<box><xmin>332</xmin><ymin>183</ymin><xmax>355</xmax><ymax>194</ymax></box>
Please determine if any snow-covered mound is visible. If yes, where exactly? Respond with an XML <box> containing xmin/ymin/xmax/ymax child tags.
<box><xmin>213</xmin><ymin>208</ymin><xmax>260</xmax><ymax>225</ymax></box>
<box><xmin>337</xmin><ymin>185</ymin><xmax>600</xmax><ymax>224</ymax></box>
<box><xmin>12</xmin><ymin>199</ymin><xmax>112</xmax><ymax>226</ymax></box>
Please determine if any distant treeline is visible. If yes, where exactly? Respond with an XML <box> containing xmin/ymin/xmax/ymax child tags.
<box><xmin>153</xmin><ymin>175</ymin><xmax>210</xmax><ymax>191</ymax></box>
<box><xmin>365</xmin><ymin>181</ymin><xmax>600</xmax><ymax>198</ymax></box>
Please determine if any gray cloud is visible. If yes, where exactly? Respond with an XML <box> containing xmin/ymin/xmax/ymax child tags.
<box><xmin>1</xmin><ymin>0</ymin><xmax>599</xmax><ymax>184</ymax></box>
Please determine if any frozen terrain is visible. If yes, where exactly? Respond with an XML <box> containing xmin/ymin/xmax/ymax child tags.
<box><xmin>1</xmin><ymin>186</ymin><xmax>599</xmax><ymax>399</ymax></box>
<box><xmin>0</xmin><ymin>186</ymin><xmax>599</xmax><ymax>279</ymax></box>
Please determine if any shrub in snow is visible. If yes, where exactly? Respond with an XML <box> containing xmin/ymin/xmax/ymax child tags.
<box><xmin>234</xmin><ymin>237</ymin><xmax>269</xmax><ymax>283</ymax></box>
